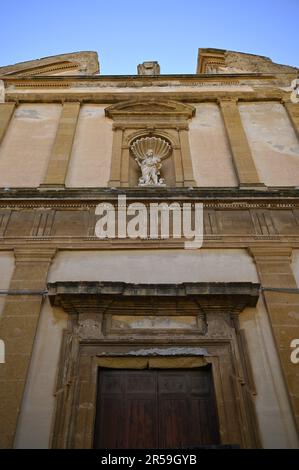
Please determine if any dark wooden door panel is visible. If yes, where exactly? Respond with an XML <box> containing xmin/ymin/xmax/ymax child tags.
<box><xmin>125</xmin><ymin>373</ymin><xmax>156</xmax><ymax>393</ymax></box>
<box><xmin>159</xmin><ymin>372</ymin><xmax>187</xmax><ymax>394</ymax></box>
<box><xmin>94</xmin><ymin>368</ymin><xmax>220</xmax><ymax>449</ymax></box>
<box><xmin>125</xmin><ymin>398</ymin><xmax>157</xmax><ymax>448</ymax></box>
<box><xmin>189</xmin><ymin>398</ymin><xmax>217</xmax><ymax>445</ymax></box>
<box><xmin>159</xmin><ymin>397</ymin><xmax>189</xmax><ymax>448</ymax></box>
<box><xmin>97</xmin><ymin>398</ymin><xmax>121</xmax><ymax>448</ymax></box>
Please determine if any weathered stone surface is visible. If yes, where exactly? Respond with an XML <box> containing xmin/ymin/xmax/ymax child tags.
<box><xmin>0</xmin><ymin>248</ymin><xmax>56</xmax><ymax>449</ymax></box>
<box><xmin>250</xmin><ymin>246</ymin><xmax>299</xmax><ymax>434</ymax></box>
<box><xmin>0</xmin><ymin>48</ymin><xmax>298</xmax><ymax>449</ymax></box>
<box><xmin>197</xmin><ymin>48</ymin><xmax>298</xmax><ymax>83</ymax></box>
<box><xmin>137</xmin><ymin>61</ymin><xmax>160</xmax><ymax>75</ymax></box>
<box><xmin>0</xmin><ymin>51</ymin><xmax>99</xmax><ymax>77</ymax></box>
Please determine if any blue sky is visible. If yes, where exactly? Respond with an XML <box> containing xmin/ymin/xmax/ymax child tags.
<box><xmin>1</xmin><ymin>0</ymin><xmax>298</xmax><ymax>75</ymax></box>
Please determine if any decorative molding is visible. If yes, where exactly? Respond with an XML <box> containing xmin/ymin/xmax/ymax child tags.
<box><xmin>48</xmin><ymin>281</ymin><xmax>260</xmax><ymax>302</ymax></box>
<box><xmin>197</xmin><ymin>48</ymin><xmax>298</xmax><ymax>77</ymax></box>
<box><xmin>3</xmin><ymin>91</ymin><xmax>290</xmax><ymax>106</ymax></box>
<box><xmin>14</xmin><ymin>247</ymin><xmax>57</xmax><ymax>263</ymax></box>
<box><xmin>50</xmin><ymin>281</ymin><xmax>261</xmax><ymax>449</ymax></box>
<box><xmin>0</xmin><ymin>198</ymin><xmax>299</xmax><ymax>210</ymax></box>
<box><xmin>0</xmin><ymin>51</ymin><xmax>99</xmax><ymax>77</ymax></box>
<box><xmin>249</xmin><ymin>245</ymin><xmax>293</xmax><ymax>263</ymax></box>
<box><xmin>105</xmin><ymin>99</ymin><xmax>196</xmax><ymax>121</ymax></box>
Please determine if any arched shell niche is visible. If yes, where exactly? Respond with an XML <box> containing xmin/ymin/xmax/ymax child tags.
<box><xmin>129</xmin><ymin>135</ymin><xmax>175</xmax><ymax>187</ymax></box>
<box><xmin>105</xmin><ymin>99</ymin><xmax>196</xmax><ymax>188</ymax></box>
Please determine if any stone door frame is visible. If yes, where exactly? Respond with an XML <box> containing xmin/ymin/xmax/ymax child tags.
<box><xmin>48</xmin><ymin>281</ymin><xmax>261</xmax><ymax>448</ymax></box>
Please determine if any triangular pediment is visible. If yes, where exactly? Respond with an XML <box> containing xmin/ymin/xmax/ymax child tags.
<box><xmin>105</xmin><ymin>99</ymin><xmax>195</xmax><ymax>119</ymax></box>
<box><xmin>197</xmin><ymin>48</ymin><xmax>298</xmax><ymax>75</ymax></box>
<box><xmin>0</xmin><ymin>51</ymin><xmax>99</xmax><ymax>77</ymax></box>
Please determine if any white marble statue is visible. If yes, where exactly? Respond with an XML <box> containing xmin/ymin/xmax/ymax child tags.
<box><xmin>135</xmin><ymin>149</ymin><xmax>165</xmax><ymax>186</ymax></box>
<box><xmin>130</xmin><ymin>136</ymin><xmax>171</xmax><ymax>187</ymax></box>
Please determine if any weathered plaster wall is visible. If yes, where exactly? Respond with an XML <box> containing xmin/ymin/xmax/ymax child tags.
<box><xmin>48</xmin><ymin>249</ymin><xmax>258</xmax><ymax>283</ymax></box>
<box><xmin>0</xmin><ymin>251</ymin><xmax>15</xmax><ymax>318</ymax></box>
<box><xmin>240</xmin><ymin>299</ymin><xmax>299</xmax><ymax>448</ymax></box>
<box><xmin>189</xmin><ymin>103</ymin><xmax>238</xmax><ymax>187</ymax></box>
<box><xmin>14</xmin><ymin>299</ymin><xmax>67</xmax><ymax>449</ymax></box>
<box><xmin>13</xmin><ymin>249</ymin><xmax>297</xmax><ymax>448</ymax></box>
<box><xmin>239</xmin><ymin>102</ymin><xmax>299</xmax><ymax>186</ymax></box>
<box><xmin>65</xmin><ymin>105</ymin><xmax>113</xmax><ymax>188</ymax></box>
<box><xmin>0</xmin><ymin>104</ymin><xmax>61</xmax><ymax>187</ymax></box>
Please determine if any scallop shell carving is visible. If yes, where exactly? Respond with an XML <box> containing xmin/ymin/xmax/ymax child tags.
<box><xmin>130</xmin><ymin>137</ymin><xmax>171</xmax><ymax>161</ymax></box>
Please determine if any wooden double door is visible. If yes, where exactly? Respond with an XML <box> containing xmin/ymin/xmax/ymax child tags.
<box><xmin>94</xmin><ymin>368</ymin><xmax>220</xmax><ymax>449</ymax></box>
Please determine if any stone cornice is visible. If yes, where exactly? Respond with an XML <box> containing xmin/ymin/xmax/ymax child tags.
<box><xmin>1</xmin><ymin>187</ymin><xmax>299</xmax><ymax>197</ymax></box>
<box><xmin>2</xmin><ymin>72</ymin><xmax>293</xmax><ymax>105</ymax></box>
<box><xmin>0</xmin><ymin>187</ymin><xmax>298</xmax><ymax>204</ymax></box>
<box><xmin>48</xmin><ymin>281</ymin><xmax>260</xmax><ymax>311</ymax></box>
<box><xmin>1</xmin><ymin>73</ymin><xmax>276</xmax><ymax>85</ymax></box>
<box><xmin>0</xmin><ymin>189</ymin><xmax>298</xmax><ymax>248</ymax></box>
<box><xmin>3</xmin><ymin>90</ymin><xmax>290</xmax><ymax>104</ymax></box>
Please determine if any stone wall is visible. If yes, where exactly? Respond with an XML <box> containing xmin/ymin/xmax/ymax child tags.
<box><xmin>0</xmin><ymin>104</ymin><xmax>61</xmax><ymax>187</ymax></box>
<box><xmin>0</xmin><ymin>98</ymin><xmax>298</xmax><ymax>189</ymax></box>
<box><xmin>189</xmin><ymin>103</ymin><xmax>238</xmax><ymax>187</ymax></box>
<box><xmin>10</xmin><ymin>248</ymin><xmax>298</xmax><ymax>448</ymax></box>
<box><xmin>65</xmin><ymin>105</ymin><xmax>113</xmax><ymax>188</ymax></box>
<box><xmin>239</xmin><ymin>102</ymin><xmax>299</xmax><ymax>186</ymax></box>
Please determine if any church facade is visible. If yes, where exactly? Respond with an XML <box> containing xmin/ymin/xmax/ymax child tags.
<box><xmin>0</xmin><ymin>48</ymin><xmax>299</xmax><ymax>448</ymax></box>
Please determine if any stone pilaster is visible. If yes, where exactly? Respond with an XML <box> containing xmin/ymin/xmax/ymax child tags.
<box><xmin>108</xmin><ymin>126</ymin><xmax>123</xmax><ymax>187</ymax></box>
<box><xmin>249</xmin><ymin>246</ymin><xmax>299</xmax><ymax>433</ymax></box>
<box><xmin>219</xmin><ymin>98</ymin><xmax>263</xmax><ymax>187</ymax></box>
<box><xmin>0</xmin><ymin>248</ymin><xmax>56</xmax><ymax>448</ymax></box>
<box><xmin>0</xmin><ymin>103</ymin><xmax>15</xmax><ymax>146</ymax></box>
<box><xmin>283</xmin><ymin>100</ymin><xmax>299</xmax><ymax>140</ymax></box>
<box><xmin>120</xmin><ymin>147</ymin><xmax>130</xmax><ymax>187</ymax></box>
<box><xmin>178</xmin><ymin>128</ymin><xmax>196</xmax><ymax>187</ymax></box>
<box><xmin>0</xmin><ymin>80</ymin><xmax>4</xmax><ymax>103</ymax></box>
<box><xmin>172</xmin><ymin>145</ymin><xmax>184</xmax><ymax>187</ymax></box>
<box><xmin>41</xmin><ymin>102</ymin><xmax>80</xmax><ymax>186</ymax></box>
